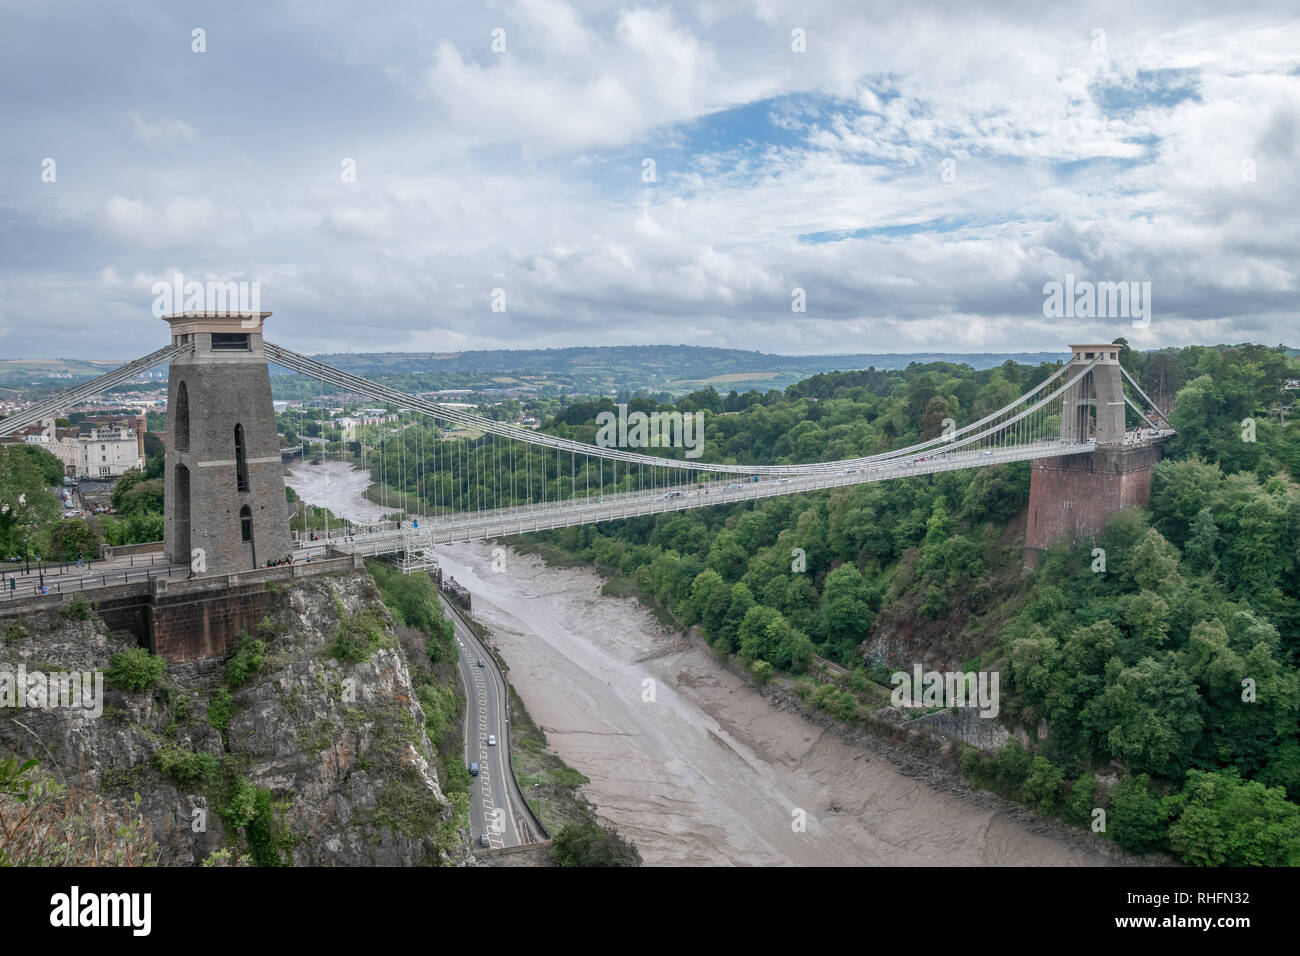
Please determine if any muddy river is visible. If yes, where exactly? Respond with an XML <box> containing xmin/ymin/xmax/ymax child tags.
<box><xmin>290</xmin><ymin>461</ymin><xmax>1110</xmax><ymax>866</ymax></box>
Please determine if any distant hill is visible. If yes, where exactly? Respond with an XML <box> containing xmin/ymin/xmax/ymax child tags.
<box><xmin>295</xmin><ymin>345</ymin><xmax>1069</xmax><ymax>396</ymax></box>
<box><xmin>0</xmin><ymin>343</ymin><xmax>1097</xmax><ymax>400</ymax></box>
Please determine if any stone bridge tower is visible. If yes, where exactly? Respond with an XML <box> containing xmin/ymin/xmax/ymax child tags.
<box><xmin>163</xmin><ymin>312</ymin><xmax>291</xmax><ymax>574</ymax></box>
<box><xmin>1023</xmin><ymin>345</ymin><xmax>1163</xmax><ymax>567</ymax></box>
<box><xmin>1059</xmin><ymin>344</ymin><xmax>1126</xmax><ymax>445</ymax></box>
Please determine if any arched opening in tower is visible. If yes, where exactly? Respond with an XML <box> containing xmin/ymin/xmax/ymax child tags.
<box><xmin>234</xmin><ymin>423</ymin><xmax>250</xmax><ymax>493</ymax></box>
<box><xmin>174</xmin><ymin>464</ymin><xmax>191</xmax><ymax>564</ymax></box>
<box><xmin>174</xmin><ymin>381</ymin><xmax>190</xmax><ymax>452</ymax></box>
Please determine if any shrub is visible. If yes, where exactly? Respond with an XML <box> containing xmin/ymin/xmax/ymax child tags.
<box><xmin>150</xmin><ymin>742</ymin><xmax>219</xmax><ymax>786</ymax></box>
<box><xmin>330</xmin><ymin>609</ymin><xmax>390</xmax><ymax>664</ymax></box>
<box><xmin>207</xmin><ymin>688</ymin><xmax>234</xmax><ymax>733</ymax></box>
<box><xmin>0</xmin><ymin>757</ymin><xmax>158</xmax><ymax>866</ymax></box>
<box><xmin>106</xmin><ymin>647</ymin><xmax>165</xmax><ymax>692</ymax></box>
<box><xmin>921</xmin><ymin>584</ymin><xmax>947</xmax><ymax>619</ymax></box>
<box><xmin>551</xmin><ymin>822</ymin><xmax>641</xmax><ymax>867</ymax></box>
<box><xmin>225</xmin><ymin>632</ymin><xmax>266</xmax><ymax>688</ymax></box>
<box><xmin>59</xmin><ymin>597</ymin><xmax>92</xmax><ymax>621</ymax></box>
<box><xmin>751</xmin><ymin>660</ymin><xmax>773</xmax><ymax>684</ymax></box>
<box><xmin>1064</xmin><ymin>772</ymin><xmax>1099</xmax><ymax>828</ymax></box>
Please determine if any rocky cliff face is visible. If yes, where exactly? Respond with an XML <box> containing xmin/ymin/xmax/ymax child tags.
<box><xmin>0</xmin><ymin>571</ymin><xmax>469</xmax><ymax>866</ymax></box>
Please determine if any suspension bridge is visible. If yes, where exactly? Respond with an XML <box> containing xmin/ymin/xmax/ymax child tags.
<box><xmin>2</xmin><ymin>313</ymin><xmax>1172</xmax><ymax>593</ymax></box>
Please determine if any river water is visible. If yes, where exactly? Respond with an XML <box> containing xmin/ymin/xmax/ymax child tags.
<box><xmin>289</xmin><ymin>461</ymin><xmax>1110</xmax><ymax>866</ymax></box>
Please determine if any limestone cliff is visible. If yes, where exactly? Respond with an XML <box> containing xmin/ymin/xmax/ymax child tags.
<box><xmin>0</xmin><ymin>571</ymin><xmax>469</xmax><ymax>866</ymax></box>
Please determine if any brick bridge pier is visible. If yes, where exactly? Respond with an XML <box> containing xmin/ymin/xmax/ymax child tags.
<box><xmin>1023</xmin><ymin>345</ymin><xmax>1165</xmax><ymax>567</ymax></box>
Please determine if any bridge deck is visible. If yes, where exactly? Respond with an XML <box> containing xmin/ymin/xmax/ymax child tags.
<box><xmin>297</xmin><ymin>437</ymin><xmax>1168</xmax><ymax>560</ymax></box>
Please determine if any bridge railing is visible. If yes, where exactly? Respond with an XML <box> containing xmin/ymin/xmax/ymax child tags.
<box><xmin>0</xmin><ymin>560</ymin><xmax>190</xmax><ymax>602</ymax></box>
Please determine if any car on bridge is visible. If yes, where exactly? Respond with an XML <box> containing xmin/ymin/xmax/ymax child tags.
<box><xmin>488</xmin><ymin>735</ymin><xmax>496</xmax><ymax>746</ymax></box>
<box><xmin>469</xmin><ymin>762</ymin><xmax>479</xmax><ymax>776</ymax></box>
<box><xmin>659</xmin><ymin>490</ymin><xmax>685</xmax><ymax>500</ymax></box>
<box><xmin>479</xmin><ymin>834</ymin><xmax>490</xmax><ymax>848</ymax></box>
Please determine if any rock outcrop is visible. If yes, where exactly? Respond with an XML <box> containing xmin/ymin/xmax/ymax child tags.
<box><xmin>0</xmin><ymin>571</ymin><xmax>469</xmax><ymax>866</ymax></box>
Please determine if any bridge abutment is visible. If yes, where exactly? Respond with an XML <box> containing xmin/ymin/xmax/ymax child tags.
<box><xmin>1023</xmin><ymin>443</ymin><xmax>1163</xmax><ymax>567</ymax></box>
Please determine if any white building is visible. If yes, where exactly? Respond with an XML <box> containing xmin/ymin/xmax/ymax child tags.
<box><xmin>6</xmin><ymin>417</ymin><xmax>146</xmax><ymax>478</ymax></box>
<box><xmin>78</xmin><ymin>423</ymin><xmax>144</xmax><ymax>477</ymax></box>
<box><xmin>7</xmin><ymin>420</ymin><xmax>82</xmax><ymax>475</ymax></box>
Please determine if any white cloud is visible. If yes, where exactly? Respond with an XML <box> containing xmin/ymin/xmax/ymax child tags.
<box><xmin>130</xmin><ymin>113</ymin><xmax>198</xmax><ymax>147</ymax></box>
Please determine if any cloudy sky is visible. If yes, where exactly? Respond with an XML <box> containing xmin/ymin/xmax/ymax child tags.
<box><xmin>1</xmin><ymin>0</ymin><xmax>1296</xmax><ymax>359</ymax></box>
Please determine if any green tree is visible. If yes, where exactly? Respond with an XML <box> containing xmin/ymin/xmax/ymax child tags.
<box><xmin>1182</xmin><ymin>507</ymin><xmax>1219</xmax><ymax>572</ymax></box>
<box><xmin>1020</xmin><ymin>756</ymin><xmax>1066</xmax><ymax>816</ymax></box>
<box><xmin>1064</xmin><ymin>772</ymin><xmax>1099</xmax><ymax>827</ymax></box>
<box><xmin>48</xmin><ymin>518</ymin><xmax>100</xmax><ymax>561</ymax></box>
<box><xmin>1086</xmin><ymin>656</ymin><xmax>1203</xmax><ymax>777</ymax></box>
<box><xmin>1164</xmin><ymin>770</ymin><xmax>1300</xmax><ymax>866</ymax></box>
<box><xmin>717</xmin><ymin>582</ymin><xmax>755</xmax><ymax>653</ymax></box>
<box><xmin>0</xmin><ymin>447</ymin><xmax>60</xmax><ymax>559</ymax></box>
<box><xmin>1108</xmin><ymin>774</ymin><xmax>1168</xmax><ymax>854</ymax></box>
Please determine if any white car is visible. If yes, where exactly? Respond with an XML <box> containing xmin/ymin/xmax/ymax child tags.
<box><xmin>487</xmin><ymin>735</ymin><xmax>497</xmax><ymax>746</ymax></box>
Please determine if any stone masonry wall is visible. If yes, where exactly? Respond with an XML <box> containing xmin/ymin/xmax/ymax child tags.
<box><xmin>1024</xmin><ymin>443</ymin><xmax>1164</xmax><ymax>564</ymax></box>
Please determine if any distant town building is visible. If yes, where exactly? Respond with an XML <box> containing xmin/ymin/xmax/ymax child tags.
<box><xmin>0</xmin><ymin>415</ymin><xmax>145</xmax><ymax>477</ymax></box>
